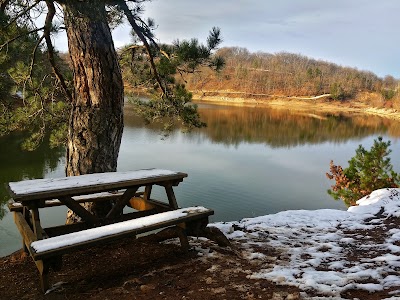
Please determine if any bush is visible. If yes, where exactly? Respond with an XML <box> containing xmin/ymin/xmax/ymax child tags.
<box><xmin>330</xmin><ymin>83</ymin><xmax>346</xmax><ymax>100</ymax></box>
<box><xmin>381</xmin><ymin>89</ymin><xmax>396</xmax><ymax>100</ymax></box>
<box><xmin>326</xmin><ymin>137</ymin><xmax>400</xmax><ymax>206</ymax></box>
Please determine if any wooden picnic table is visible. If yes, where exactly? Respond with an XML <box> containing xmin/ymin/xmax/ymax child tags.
<box><xmin>6</xmin><ymin>168</ymin><xmax>215</xmax><ymax>292</ymax></box>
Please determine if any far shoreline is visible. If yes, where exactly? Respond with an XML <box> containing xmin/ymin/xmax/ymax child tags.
<box><xmin>192</xmin><ymin>93</ymin><xmax>400</xmax><ymax>121</ymax></box>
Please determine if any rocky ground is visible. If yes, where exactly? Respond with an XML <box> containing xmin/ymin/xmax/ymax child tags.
<box><xmin>0</xmin><ymin>220</ymin><xmax>398</xmax><ymax>300</ymax></box>
<box><xmin>0</xmin><ymin>236</ymin><xmax>303</xmax><ymax>300</ymax></box>
<box><xmin>1</xmin><ymin>189</ymin><xmax>400</xmax><ymax>300</ymax></box>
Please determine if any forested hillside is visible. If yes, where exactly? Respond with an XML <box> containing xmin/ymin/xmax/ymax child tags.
<box><xmin>121</xmin><ymin>46</ymin><xmax>400</xmax><ymax>109</ymax></box>
<box><xmin>184</xmin><ymin>47</ymin><xmax>398</xmax><ymax>102</ymax></box>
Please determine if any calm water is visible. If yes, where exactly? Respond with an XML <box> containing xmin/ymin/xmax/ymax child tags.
<box><xmin>1</xmin><ymin>102</ymin><xmax>400</xmax><ymax>256</ymax></box>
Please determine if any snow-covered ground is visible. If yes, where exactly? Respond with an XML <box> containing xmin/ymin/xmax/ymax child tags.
<box><xmin>211</xmin><ymin>188</ymin><xmax>400</xmax><ymax>299</ymax></box>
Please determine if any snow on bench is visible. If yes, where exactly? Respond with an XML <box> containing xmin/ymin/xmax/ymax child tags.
<box><xmin>30</xmin><ymin>206</ymin><xmax>212</xmax><ymax>258</ymax></box>
<box><xmin>8</xmin><ymin>169</ymin><xmax>186</xmax><ymax>201</ymax></box>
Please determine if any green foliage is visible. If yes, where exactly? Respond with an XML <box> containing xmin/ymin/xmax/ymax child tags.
<box><xmin>0</xmin><ymin>10</ymin><xmax>71</xmax><ymax>150</ymax></box>
<box><xmin>307</xmin><ymin>67</ymin><xmax>321</xmax><ymax>79</ymax></box>
<box><xmin>121</xmin><ymin>26</ymin><xmax>224</xmax><ymax>133</ymax></box>
<box><xmin>381</xmin><ymin>89</ymin><xmax>396</xmax><ymax>100</ymax></box>
<box><xmin>132</xmin><ymin>84</ymin><xmax>205</xmax><ymax>133</ymax></box>
<box><xmin>2</xmin><ymin>2</ymin><xmax>222</xmax><ymax>148</ymax></box>
<box><xmin>330</xmin><ymin>83</ymin><xmax>346</xmax><ymax>100</ymax></box>
<box><xmin>326</xmin><ymin>137</ymin><xmax>400</xmax><ymax>206</ymax></box>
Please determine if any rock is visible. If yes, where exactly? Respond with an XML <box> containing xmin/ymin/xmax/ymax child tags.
<box><xmin>211</xmin><ymin>287</ymin><xmax>226</xmax><ymax>294</ymax></box>
<box><xmin>271</xmin><ymin>291</ymin><xmax>300</xmax><ymax>300</ymax></box>
<box><xmin>140</xmin><ymin>284</ymin><xmax>156</xmax><ymax>293</ymax></box>
<box><xmin>287</xmin><ymin>292</ymin><xmax>300</xmax><ymax>299</ymax></box>
<box><xmin>123</xmin><ymin>278</ymin><xmax>142</xmax><ymax>288</ymax></box>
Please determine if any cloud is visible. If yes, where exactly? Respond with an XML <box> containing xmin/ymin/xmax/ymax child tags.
<box><xmin>51</xmin><ymin>0</ymin><xmax>400</xmax><ymax>78</ymax></box>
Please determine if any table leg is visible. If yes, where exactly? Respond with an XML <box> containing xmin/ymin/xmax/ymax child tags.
<box><xmin>176</xmin><ymin>226</ymin><xmax>189</xmax><ymax>252</ymax></box>
<box><xmin>144</xmin><ymin>185</ymin><xmax>152</xmax><ymax>200</ymax></box>
<box><xmin>22</xmin><ymin>207</ymin><xmax>32</xmax><ymax>253</ymax></box>
<box><xmin>106</xmin><ymin>187</ymin><xmax>139</xmax><ymax>218</ymax></box>
<box><xmin>31</xmin><ymin>207</ymin><xmax>43</xmax><ymax>240</ymax></box>
<box><xmin>35</xmin><ymin>260</ymin><xmax>50</xmax><ymax>292</ymax></box>
<box><xmin>165</xmin><ymin>185</ymin><xmax>178</xmax><ymax>209</ymax></box>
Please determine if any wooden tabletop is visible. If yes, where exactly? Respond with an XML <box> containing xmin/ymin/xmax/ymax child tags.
<box><xmin>7</xmin><ymin>169</ymin><xmax>188</xmax><ymax>202</ymax></box>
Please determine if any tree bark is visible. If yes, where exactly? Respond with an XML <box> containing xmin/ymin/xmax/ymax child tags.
<box><xmin>60</xmin><ymin>1</ymin><xmax>124</xmax><ymax>222</ymax></box>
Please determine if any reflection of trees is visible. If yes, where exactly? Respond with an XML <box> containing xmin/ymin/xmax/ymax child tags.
<box><xmin>3</xmin><ymin>104</ymin><xmax>397</xmax><ymax>219</ymax></box>
<box><xmin>124</xmin><ymin>103</ymin><xmax>400</xmax><ymax>148</ymax></box>
<box><xmin>0</xmin><ymin>133</ymin><xmax>65</xmax><ymax>218</ymax></box>
<box><xmin>124</xmin><ymin>105</ymin><xmax>163</xmax><ymax>130</ymax></box>
<box><xmin>199</xmin><ymin>106</ymin><xmax>399</xmax><ymax>148</ymax></box>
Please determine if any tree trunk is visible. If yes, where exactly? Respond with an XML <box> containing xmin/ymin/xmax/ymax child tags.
<box><xmin>61</xmin><ymin>1</ymin><xmax>124</xmax><ymax>223</ymax></box>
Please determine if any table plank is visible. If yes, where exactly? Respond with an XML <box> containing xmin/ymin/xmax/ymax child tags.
<box><xmin>8</xmin><ymin>169</ymin><xmax>187</xmax><ymax>202</ymax></box>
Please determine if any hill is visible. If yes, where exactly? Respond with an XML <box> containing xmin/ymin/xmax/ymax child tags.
<box><xmin>182</xmin><ymin>47</ymin><xmax>399</xmax><ymax>108</ymax></box>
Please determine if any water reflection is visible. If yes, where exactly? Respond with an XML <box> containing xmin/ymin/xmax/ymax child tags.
<box><xmin>2</xmin><ymin>104</ymin><xmax>400</xmax><ymax>217</ymax></box>
<box><xmin>202</xmin><ymin>105</ymin><xmax>400</xmax><ymax>147</ymax></box>
<box><xmin>1</xmin><ymin>103</ymin><xmax>400</xmax><ymax>256</ymax></box>
<box><xmin>126</xmin><ymin>103</ymin><xmax>399</xmax><ymax>147</ymax></box>
<box><xmin>0</xmin><ymin>133</ymin><xmax>65</xmax><ymax>217</ymax></box>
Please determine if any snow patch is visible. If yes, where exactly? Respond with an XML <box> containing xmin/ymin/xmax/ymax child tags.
<box><xmin>212</xmin><ymin>188</ymin><xmax>400</xmax><ymax>299</ymax></box>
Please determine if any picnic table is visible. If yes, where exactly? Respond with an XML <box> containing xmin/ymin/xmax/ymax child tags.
<box><xmin>6</xmin><ymin>169</ymin><xmax>215</xmax><ymax>292</ymax></box>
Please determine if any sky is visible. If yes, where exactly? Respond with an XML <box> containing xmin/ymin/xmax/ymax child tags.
<box><xmin>55</xmin><ymin>0</ymin><xmax>400</xmax><ymax>78</ymax></box>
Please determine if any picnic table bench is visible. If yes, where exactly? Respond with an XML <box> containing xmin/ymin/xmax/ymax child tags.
<box><xmin>6</xmin><ymin>169</ymin><xmax>219</xmax><ymax>292</ymax></box>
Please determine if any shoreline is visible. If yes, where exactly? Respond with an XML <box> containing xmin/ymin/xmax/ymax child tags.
<box><xmin>192</xmin><ymin>93</ymin><xmax>400</xmax><ymax>121</ymax></box>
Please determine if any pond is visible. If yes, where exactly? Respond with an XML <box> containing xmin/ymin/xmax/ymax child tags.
<box><xmin>1</xmin><ymin>102</ymin><xmax>400</xmax><ymax>257</ymax></box>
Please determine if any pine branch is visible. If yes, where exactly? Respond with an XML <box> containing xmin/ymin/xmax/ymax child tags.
<box><xmin>44</xmin><ymin>0</ymin><xmax>72</xmax><ymax>102</ymax></box>
<box><xmin>0</xmin><ymin>26</ymin><xmax>44</xmax><ymax>51</ymax></box>
<box><xmin>3</xmin><ymin>0</ymin><xmax>40</xmax><ymax>29</ymax></box>
<box><xmin>117</xmin><ymin>0</ymin><xmax>168</xmax><ymax>97</ymax></box>
<box><xmin>29</xmin><ymin>34</ymin><xmax>45</xmax><ymax>78</ymax></box>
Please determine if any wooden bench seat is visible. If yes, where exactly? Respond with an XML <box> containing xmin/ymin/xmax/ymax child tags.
<box><xmin>20</xmin><ymin>206</ymin><xmax>213</xmax><ymax>292</ymax></box>
<box><xmin>30</xmin><ymin>206</ymin><xmax>213</xmax><ymax>260</ymax></box>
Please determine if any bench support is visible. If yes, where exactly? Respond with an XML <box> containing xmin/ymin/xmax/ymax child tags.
<box><xmin>165</xmin><ymin>185</ymin><xmax>178</xmax><ymax>209</ymax></box>
<box><xmin>35</xmin><ymin>260</ymin><xmax>50</xmax><ymax>292</ymax></box>
<box><xmin>31</xmin><ymin>207</ymin><xmax>43</xmax><ymax>240</ymax></box>
<box><xmin>22</xmin><ymin>207</ymin><xmax>32</xmax><ymax>253</ymax></box>
<box><xmin>173</xmin><ymin>226</ymin><xmax>190</xmax><ymax>252</ymax></box>
<box><xmin>106</xmin><ymin>187</ymin><xmax>139</xmax><ymax>218</ymax></box>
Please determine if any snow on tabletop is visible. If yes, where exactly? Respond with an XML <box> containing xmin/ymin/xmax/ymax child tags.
<box><xmin>8</xmin><ymin>169</ymin><xmax>181</xmax><ymax>196</ymax></box>
<box><xmin>31</xmin><ymin>206</ymin><xmax>209</xmax><ymax>253</ymax></box>
<box><xmin>211</xmin><ymin>188</ymin><xmax>400</xmax><ymax>299</ymax></box>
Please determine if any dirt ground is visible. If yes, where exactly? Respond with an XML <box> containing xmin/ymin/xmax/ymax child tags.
<box><xmin>1</xmin><ymin>218</ymin><xmax>398</xmax><ymax>300</ymax></box>
<box><xmin>0</xmin><ymin>236</ymin><xmax>303</xmax><ymax>300</ymax></box>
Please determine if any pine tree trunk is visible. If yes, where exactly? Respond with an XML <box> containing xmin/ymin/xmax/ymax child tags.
<box><xmin>61</xmin><ymin>2</ymin><xmax>124</xmax><ymax>223</ymax></box>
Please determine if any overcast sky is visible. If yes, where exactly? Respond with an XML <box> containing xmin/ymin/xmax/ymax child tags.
<box><xmin>56</xmin><ymin>1</ymin><xmax>400</xmax><ymax>78</ymax></box>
